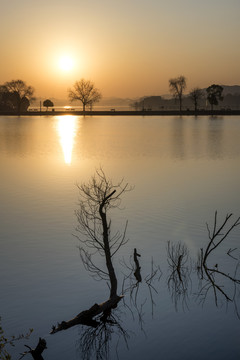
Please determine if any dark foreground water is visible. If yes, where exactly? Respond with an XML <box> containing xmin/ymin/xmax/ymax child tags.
<box><xmin>0</xmin><ymin>115</ymin><xmax>240</xmax><ymax>359</ymax></box>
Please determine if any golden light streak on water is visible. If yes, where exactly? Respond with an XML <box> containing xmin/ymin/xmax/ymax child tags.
<box><xmin>56</xmin><ymin>116</ymin><xmax>78</xmax><ymax>164</ymax></box>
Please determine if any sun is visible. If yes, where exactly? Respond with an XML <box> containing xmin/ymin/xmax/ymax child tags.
<box><xmin>58</xmin><ymin>56</ymin><xmax>74</xmax><ymax>72</ymax></box>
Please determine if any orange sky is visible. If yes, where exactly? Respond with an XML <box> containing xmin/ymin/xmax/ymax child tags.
<box><xmin>1</xmin><ymin>0</ymin><xmax>240</xmax><ymax>99</ymax></box>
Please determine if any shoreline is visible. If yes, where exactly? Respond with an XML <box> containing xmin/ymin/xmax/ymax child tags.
<box><xmin>1</xmin><ymin>109</ymin><xmax>240</xmax><ymax>116</ymax></box>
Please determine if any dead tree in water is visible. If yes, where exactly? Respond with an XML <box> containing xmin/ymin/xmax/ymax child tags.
<box><xmin>121</xmin><ymin>249</ymin><xmax>162</xmax><ymax>325</ymax></box>
<box><xmin>20</xmin><ymin>338</ymin><xmax>47</xmax><ymax>360</ymax></box>
<box><xmin>197</xmin><ymin>211</ymin><xmax>240</xmax><ymax>306</ymax></box>
<box><xmin>77</xmin><ymin>310</ymin><xmax>129</xmax><ymax>360</ymax></box>
<box><xmin>51</xmin><ymin>169</ymin><xmax>132</xmax><ymax>334</ymax></box>
<box><xmin>133</xmin><ymin>248</ymin><xmax>142</xmax><ymax>283</ymax></box>
<box><xmin>75</xmin><ymin>168</ymin><xmax>131</xmax><ymax>298</ymax></box>
<box><xmin>167</xmin><ymin>241</ymin><xmax>191</xmax><ymax>311</ymax></box>
<box><xmin>50</xmin><ymin>296</ymin><xmax>123</xmax><ymax>334</ymax></box>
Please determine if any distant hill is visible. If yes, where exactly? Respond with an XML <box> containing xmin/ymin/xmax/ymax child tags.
<box><xmin>133</xmin><ymin>85</ymin><xmax>240</xmax><ymax>111</ymax></box>
<box><xmin>98</xmin><ymin>97</ymin><xmax>135</xmax><ymax>109</ymax></box>
<box><xmin>221</xmin><ymin>85</ymin><xmax>240</xmax><ymax>95</ymax></box>
<box><xmin>31</xmin><ymin>85</ymin><xmax>240</xmax><ymax>111</ymax></box>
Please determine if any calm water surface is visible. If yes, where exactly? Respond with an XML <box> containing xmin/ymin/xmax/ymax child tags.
<box><xmin>0</xmin><ymin>115</ymin><xmax>240</xmax><ymax>359</ymax></box>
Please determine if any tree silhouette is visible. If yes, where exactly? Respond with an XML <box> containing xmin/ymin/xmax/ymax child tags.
<box><xmin>167</xmin><ymin>241</ymin><xmax>191</xmax><ymax>311</ymax></box>
<box><xmin>43</xmin><ymin>99</ymin><xmax>54</xmax><ymax>111</ymax></box>
<box><xmin>50</xmin><ymin>169</ymin><xmax>132</xmax><ymax>335</ymax></box>
<box><xmin>206</xmin><ymin>84</ymin><xmax>223</xmax><ymax>111</ymax></box>
<box><xmin>1</xmin><ymin>80</ymin><xmax>35</xmax><ymax>114</ymax></box>
<box><xmin>75</xmin><ymin>168</ymin><xmax>131</xmax><ymax>298</ymax></box>
<box><xmin>189</xmin><ymin>87</ymin><xmax>204</xmax><ymax>112</ymax></box>
<box><xmin>68</xmin><ymin>79</ymin><xmax>102</xmax><ymax>112</ymax></box>
<box><xmin>197</xmin><ymin>211</ymin><xmax>240</xmax><ymax>307</ymax></box>
<box><xmin>169</xmin><ymin>75</ymin><xmax>187</xmax><ymax>112</ymax></box>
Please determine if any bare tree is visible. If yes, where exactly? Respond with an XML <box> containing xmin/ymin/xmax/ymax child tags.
<box><xmin>68</xmin><ymin>79</ymin><xmax>102</xmax><ymax>112</ymax></box>
<box><xmin>2</xmin><ymin>79</ymin><xmax>35</xmax><ymax>114</ymax></box>
<box><xmin>121</xmin><ymin>250</ymin><xmax>162</xmax><ymax>324</ymax></box>
<box><xmin>75</xmin><ymin>168</ymin><xmax>131</xmax><ymax>298</ymax></box>
<box><xmin>77</xmin><ymin>311</ymin><xmax>129</xmax><ymax>360</ymax></box>
<box><xmin>169</xmin><ymin>75</ymin><xmax>187</xmax><ymax>112</ymax></box>
<box><xmin>20</xmin><ymin>338</ymin><xmax>47</xmax><ymax>360</ymax></box>
<box><xmin>167</xmin><ymin>241</ymin><xmax>191</xmax><ymax>311</ymax></box>
<box><xmin>50</xmin><ymin>169</ymin><xmax>132</xmax><ymax>334</ymax></box>
<box><xmin>197</xmin><ymin>211</ymin><xmax>240</xmax><ymax>306</ymax></box>
<box><xmin>189</xmin><ymin>87</ymin><xmax>204</xmax><ymax>112</ymax></box>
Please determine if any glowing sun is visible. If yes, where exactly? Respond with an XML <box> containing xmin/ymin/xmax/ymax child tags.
<box><xmin>59</xmin><ymin>56</ymin><xmax>74</xmax><ymax>71</ymax></box>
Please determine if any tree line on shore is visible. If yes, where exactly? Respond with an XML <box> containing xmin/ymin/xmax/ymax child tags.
<box><xmin>0</xmin><ymin>79</ymin><xmax>102</xmax><ymax>114</ymax></box>
<box><xmin>0</xmin><ymin>76</ymin><xmax>238</xmax><ymax>114</ymax></box>
<box><xmin>133</xmin><ymin>76</ymin><xmax>232</xmax><ymax>112</ymax></box>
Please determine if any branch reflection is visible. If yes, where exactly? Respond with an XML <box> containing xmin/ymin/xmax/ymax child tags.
<box><xmin>166</xmin><ymin>241</ymin><xmax>191</xmax><ymax>311</ymax></box>
<box><xmin>77</xmin><ymin>311</ymin><xmax>129</xmax><ymax>360</ymax></box>
<box><xmin>196</xmin><ymin>212</ymin><xmax>240</xmax><ymax>312</ymax></box>
<box><xmin>166</xmin><ymin>212</ymin><xmax>240</xmax><ymax>316</ymax></box>
<box><xmin>47</xmin><ymin>174</ymin><xmax>240</xmax><ymax>360</ymax></box>
<box><xmin>50</xmin><ymin>170</ymin><xmax>133</xmax><ymax>359</ymax></box>
<box><xmin>121</xmin><ymin>249</ymin><xmax>162</xmax><ymax>328</ymax></box>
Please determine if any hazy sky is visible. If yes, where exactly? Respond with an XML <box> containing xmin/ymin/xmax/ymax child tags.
<box><xmin>1</xmin><ymin>0</ymin><xmax>240</xmax><ymax>99</ymax></box>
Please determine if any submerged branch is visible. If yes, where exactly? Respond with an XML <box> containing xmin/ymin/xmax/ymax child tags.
<box><xmin>19</xmin><ymin>338</ymin><xmax>47</xmax><ymax>360</ymax></box>
<box><xmin>50</xmin><ymin>296</ymin><xmax>124</xmax><ymax>334</ymax></box>
<box><xmin>197</xmin><ymin>211</ymin><xmax>240</xmax><ymax>306</ymax></box>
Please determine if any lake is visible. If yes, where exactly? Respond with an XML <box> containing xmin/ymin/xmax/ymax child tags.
<box><xmin>0</xmin><ymin>115</ymin><xmax>240</xmax><ymax>360</ymax></box>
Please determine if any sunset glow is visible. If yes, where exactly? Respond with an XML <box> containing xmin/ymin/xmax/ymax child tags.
<box><xmin>58</xmin><ymin>56</ymin><xmax>74</xmax><ymax>72</ymax></box>
<box><xmin>0</xmin><ymin>1</ymin><xmax>240</xmax><ymax>99</ymax></box>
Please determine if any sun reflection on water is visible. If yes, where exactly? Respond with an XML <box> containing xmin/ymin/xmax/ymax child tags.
<box><xmin>56</xmin><ymin>116</ymin><xmax>78</xmax><ymax>164</ymax></box>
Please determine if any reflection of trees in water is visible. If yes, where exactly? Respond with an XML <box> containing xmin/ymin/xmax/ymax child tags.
<box><xmin>171</xmin><ymin>117</ymin><xmax>186</xmax><ymax>159</ymax></box>
<box><xmin>74</xmin><ymin>245</ymin><xmax>161</xmax><ymax>360</ymax></box>
<box><xmin>197</xmin><ymin>212</ymin><xmax>240</xmax><ymax>312</ymax></box>
<box><xmin>170</xmin><ymin>116</ymin><xmax>226</xmax><ymax>160</ymax></box>
<box><xmin>167</xmin><ymin>241</ymin><xmax>191</xmax><ymax>311</ymax></box>
<box><xmin>69</xmin><ymin>199</ymin><xmax>240</xmax><ymax>360</ymax></box>
<box><xmin>0</xmin><ymin>117</ymin><xmax>34</xmax><ymax>156</ymax></box>
<box><xmin>0</xmin><ymin>115</ymin><xmax>234</xmax><ymax>163</ymax></box>
<box><xmin>166</xmin><ymin>211</ymin><xmax>240</xmax><ymax>315</ymax></box>
<box><xmin>121</xmin><ymin>250</ymin><xmax>162</xmax><ymax>328</ymax></box>
<box><xmin>207</xmin><ymin>117</ymin><xmax>224</xmax><ymax>159</ymax></box>
<box><xmin>71</xmin><ymin>170</ymin><xmax>161</xmax><ymax>358</ymax></box>
<box><xmin>49</xmin><ymin>169</ymin><xmax>162</xmax><ymax>359</ymax></box>
<box><xmin>13</xmin><ymin>169</ymin><xmax>240</xmax><ymax>359</ymax></box>
<box><xmin>0</xmin><ymin>117</ymin><xmax>55</xmax><ymax>157</ymax></box>
<box><xmin>51</xmin><ymin>170</ymin><xmax>131</xmax><ymax>342</ymax></box>
<box><xmin>77</xmin><ymin>311</ymin><xmax>129</xmax><ymax>360</ymax></box>
<box><xmin>74</xmin><ymin>168</ymin><xmax>131</xmax><ymax>298</ymax></box>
